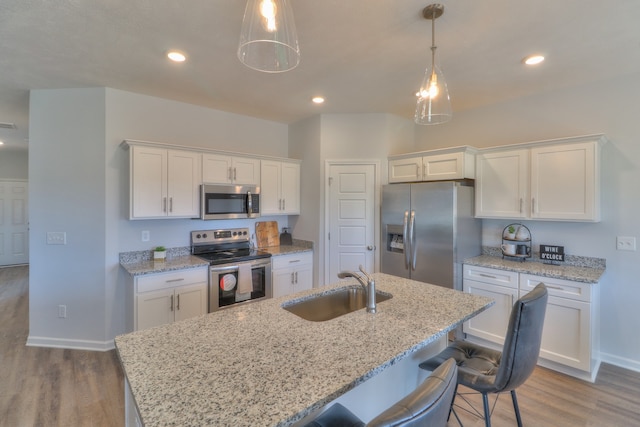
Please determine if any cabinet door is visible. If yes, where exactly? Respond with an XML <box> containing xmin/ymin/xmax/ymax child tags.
<box><xmin>202</xmin><ymin>154</ymin><xmax>232</xmax><ymax>184</ymax></box>
<box><xmin>475</xmin><ymin>149</ymin><xmax>529</xmax><ymax>219</ymax></box>
<box><xmin>131</xmin><ymin>146</ymin><xmax>168</xmax><ymax>218</ymax></box>
<box><xmin>260</xmin><ymin>160</ymin><xmax>282</xmax><ymax>215</ymax></box>
<box><xmin>292</xmin><ymin>264</ymin><xmax>313</xmax><ymax>293</ymax></box>
<box><xmin>136</xmin><ymin>289</ymin><xmax>174</xmax><ymax>330</ymax></box>
<box><xmin>530</xmin><ymin>142</ymin><xmax>598</xmax><ymax>221</ymax></box>
<box><xmin>389</xmin><ymin>157</ymin><xmax>422</xmax><ymax>183</ymax></box>
<box><xmin>463</xmin><ymin>280</ymin><xmax>518</xmax><ymax>345</ymax></box>
<box><xmin>174</xmin><ymin>283</ymin><xmax>208</xmax><ymax>322</ymax></box>
<box><xmin>272</xmin><ymin>269</ymin><xmax>294</xmax><ymax>298</ymax></box>
<box><xmin>167</xmin><ymin>150</ymin><xmax>201</xmax><ymax>218</ymax></box>
<box><xmin>422</xmin><ymin>152</ymin><xmax>465</xmax><ymax>181</ymax></box>
<box><xmin>232</xmin><ymin>157</ymin><xmax>261</xmax><ymax>185</ymax></box>
<box><xmin>280</xmin><ymin>162</ymin><xmax>300</xmax><ymax>214</ymax></box>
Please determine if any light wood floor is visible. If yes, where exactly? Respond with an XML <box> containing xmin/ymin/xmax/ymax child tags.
<box><xmin>2</xmin><ymin>265</ymin><xmax>640</xmax><ymax>426</ymax></box>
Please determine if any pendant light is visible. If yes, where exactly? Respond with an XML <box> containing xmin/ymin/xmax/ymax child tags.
<box><xmin>414</xmin><ymin>4</ymin><xmax>452</xmax><ymax>125</ymax></box>
<box><xmin>238</xmin><ymin>0</ymin><xmax>300</xmax><ymax>73</ymax></box>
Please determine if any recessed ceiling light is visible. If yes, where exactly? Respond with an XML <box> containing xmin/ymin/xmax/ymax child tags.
<box><xmin>167</xmin><ymin>50</ymin><xmax>187</xmax><ymax>62</ymax></box>
<box><xmin>0</xmin><ymin>141</ymin><xmax>4</xmax><ymax>145</ymax></box>
<box><xmin>312</xmin><ymin>96</ymin><xmax>325</xmax><ymax>104</ymax></box>
<box><xmin>523</xmin><ymin>54</ymin><xmax>545</xmax><ymax>65</ymax></box>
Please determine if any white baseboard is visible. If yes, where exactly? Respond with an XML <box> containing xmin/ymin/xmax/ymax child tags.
<box><xmin>26</xmin><ymin>335</ymin><xmax>115</xmax><ymax>352</ymax></box>
<box><xmin>600</xmin><ymin>352</ymin><xmax>640</xmax><ymax>373</ymax></box>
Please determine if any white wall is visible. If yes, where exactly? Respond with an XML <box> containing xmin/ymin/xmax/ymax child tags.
<box><xmin>28</xmin><ymin>88</ymin><xmax>108</xmax><ymax>349</ymax></box>
<box><xmin>0</xmin><ymin>149</ymin><xmax>28</xmax><ymax>179</ymax></box>
<box><xmin>413</xmin><ymin>72</ymin><xmax>640</xmax><ymax>371</ymax></box>
<box><xmin>28</xmin><ymin>87</ymin><xmax>290</xmax><ymax>349</ymax></box>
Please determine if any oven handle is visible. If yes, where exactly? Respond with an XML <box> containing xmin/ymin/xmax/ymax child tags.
<box><xmin>210</xmin><ymin>259</ymin><xmax>271</xmax><ymax>273</ymax></box>
<box><xmin>247</xmin><ymin>191</ymin><xmax>253</xmax><ymax>217</ymax></box>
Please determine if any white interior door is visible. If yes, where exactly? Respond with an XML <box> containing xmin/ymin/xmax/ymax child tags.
<box><xmin>0</xmin><ymin>180</ymin><xmax>29</xmax><ymax>266</ymax></box>
<box><xmin>327</xmin><ymin>163</ymin><xmax>377</xmax><ymax>283</ymax></box>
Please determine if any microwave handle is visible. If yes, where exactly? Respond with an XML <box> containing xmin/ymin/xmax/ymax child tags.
<box><xmin>247</xmin><ymin>191</ymin><xmax>253</xmax><ymax>216</ymax></box>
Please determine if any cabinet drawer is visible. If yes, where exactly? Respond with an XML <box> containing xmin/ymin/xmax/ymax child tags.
<box><xmin>463</xmin><ymin>265</ymin><xmax>518</xmax><ymax>289</ymax></box>
<box><xmin>520</xmin><ymin>273</ymin><xmax>592</xmax><ymax>302</ymax></box>
<box><xmin>136</xmin><ymin>267</ymin><xmax>208</xmax><ymax>293</ymax></box>
<box><xmin>272</xmin><ymin>252</ymin><xmax>313</xmax><ymax>270</ymax></box>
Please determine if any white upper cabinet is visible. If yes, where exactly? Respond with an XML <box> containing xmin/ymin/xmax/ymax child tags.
<box><xmin>475</xmin><ymin>149</ymin><xmax>529</xmax><ymax>219</ymax></box>
<box><xmin>530</xmin><ymin>142</ymin><xmax>598</xmax><ymax>221</ymax></box>
<box><xmin>389</xmin><ymin>147</ymin><xmax>476</xmax><ymax>183</ymax></box>
<box><xmin>475</xmin><ymin>135</ymin><xmax>605</xmax><ymax>222</ymax></box>
<box><xmin>261</xmin><ymin>160</ymin><xmax>300</xmax><ymax>215</ymax></box>
<box><xmin>130</xmin><ymin>145</ymin><xmax>201</xmax><ymax>219</ymax></box>
<box><xmin>202</xmin><ymin>153</ymin><xmax>260</xmax><ymax>185</ymax></box>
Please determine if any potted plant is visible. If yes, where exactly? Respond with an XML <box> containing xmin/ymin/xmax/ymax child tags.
<box><xmin>505</xmin><ymin>225</ymin><xmax>517</xmax><ymax>240</ymax></box>
<box><xmin>153</xmin><ymin>246</ymin><xmax>167</xmax><ymax>261</ymax></box>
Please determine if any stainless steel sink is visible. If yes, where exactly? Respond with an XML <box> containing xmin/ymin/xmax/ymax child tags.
<box><xmin>282</xmin><ymin>287</ymin><xmax>392</xmax><ymax>321</ymax></box>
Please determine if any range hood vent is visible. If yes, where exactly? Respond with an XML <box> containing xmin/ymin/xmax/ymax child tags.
<box><xmin>0</xmin><ymin>122</ymin><xmax>16</xmax><ymax>129</ymax></box>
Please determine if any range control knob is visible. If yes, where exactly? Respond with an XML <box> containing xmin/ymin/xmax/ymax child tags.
<box><xmin>196</xmin><ymin>234</ymin><xmax>201</xmax><ymax>239</ymax></box>
<box><xmin>202</xmin><ymin>233</ymin><xmax>207</xmax><ymax>239</ymax></box>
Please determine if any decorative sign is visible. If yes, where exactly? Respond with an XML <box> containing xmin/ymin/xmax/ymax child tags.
<box><xmin>540</xmin><ymin>245</ymin><xmax>565</xmax><ymax>262</ymax></box>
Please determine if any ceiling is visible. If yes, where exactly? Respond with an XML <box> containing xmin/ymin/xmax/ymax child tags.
<box><xmin>2</xmin><ymin>0</ymin><xmax>640</xmax><ymax>151</ymax></box>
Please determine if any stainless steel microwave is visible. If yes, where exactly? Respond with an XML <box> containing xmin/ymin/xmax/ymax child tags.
<box><xmin>201</xmin><ymin>184</ymin><xmax>260</xmax><ymax>220</ymax></box>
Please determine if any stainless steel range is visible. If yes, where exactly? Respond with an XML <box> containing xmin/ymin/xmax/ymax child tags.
<box><xmin>191</xmin><ymin>228</ymin><xmax>272</xmax><ymax>312</ymax></box>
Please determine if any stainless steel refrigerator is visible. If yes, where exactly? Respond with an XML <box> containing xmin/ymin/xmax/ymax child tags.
<box><xmin>381</xmin><ymin>181</ymin><xmax>481</xmax><ymax>290</ymax></box>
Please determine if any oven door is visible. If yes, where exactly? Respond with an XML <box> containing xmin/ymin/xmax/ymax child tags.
<box><xmin>201</xmin><ymin>184</ymin><xmax>260</xmax><ymax>220</ymax></box>
<box><xmin>209</xmin><ymin>258</ymin><xmax>272</xmax><ymax>312</ymax></box>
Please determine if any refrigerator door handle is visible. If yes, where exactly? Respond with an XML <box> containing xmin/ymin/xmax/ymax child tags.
<box><xmin>403</xmin><ymin>211</ymin><xmax>410</xmax><ymax>269</ymax></box>
<box><xmin>410</xmin><ymin>210</ymin><xmax>417</xmax><ymax>270</ymax></box>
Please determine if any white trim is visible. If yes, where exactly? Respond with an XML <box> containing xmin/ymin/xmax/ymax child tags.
<box><xmin>324</xmin><ymin>159</ymin><xmax>381</xmax><ymax>284</ymax></box>
<box><xmin>26</xmin><ymin>335</ymin><xmax>115</xmax><ymax>352</ymax></box>
<box><xmin>600</xmin><ymin>351</ymin><xmax>640</xmax><ymax>374</ymax></box>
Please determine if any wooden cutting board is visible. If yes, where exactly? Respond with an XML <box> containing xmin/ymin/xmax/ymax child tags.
<box><xmin>255</xmin><ymin>221</ymin><xmax>280</xmax><ymax>248</ymax></box>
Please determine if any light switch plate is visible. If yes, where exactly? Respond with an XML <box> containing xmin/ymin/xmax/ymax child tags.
<box><xmin>46</xmin><ymin>231</ymin><xmax>67</xmax><ymax>245</ymax></box>
<box><xmin>141</xmin><ymin>230</ymin><xmax>150</xmax><ymax>242</ymax></box>
<box><xmin>616</xmin><ymin>236</ymin><xmax>636</xmax><ymax>251</ymax></box>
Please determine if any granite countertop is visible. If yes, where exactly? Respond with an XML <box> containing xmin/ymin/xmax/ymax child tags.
<box><xmin>115</xmin><ymin>273</ymin><xmax>493</xmax><ymax>427</ymax></box>
<box><xmin>464</xmin><ymin>255</ymin><xmax>605</xmax><ymax>284</ymax></box>
<box><xmin>120</xmin><ymin>255</ymin><xmax>209</xmax><ymax>276</ymax></box>
<box><xmin>259</xmin><ymin>243</ymin><xmax>313</xmax><ymax>257</ymax></box>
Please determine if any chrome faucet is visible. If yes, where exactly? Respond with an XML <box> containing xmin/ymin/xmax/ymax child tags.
<box><xmin>338</xmin><ymin>265</ymin><xmax>376</xmax><ymax>314</ymax></box>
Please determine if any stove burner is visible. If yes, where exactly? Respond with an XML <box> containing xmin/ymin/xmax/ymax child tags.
<box><xmin>191</xmin><ymin>227</ymin><xmax>271</xmax><ymax>265</ymax></box>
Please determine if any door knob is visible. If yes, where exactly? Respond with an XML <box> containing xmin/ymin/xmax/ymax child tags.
<box><xmin>367</xmin><ymin>245</ymin><xmax>375</xmax><ymax>251</ymax></box>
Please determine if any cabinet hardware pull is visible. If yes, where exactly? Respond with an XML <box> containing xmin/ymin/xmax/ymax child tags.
<box><xmin>170</xmin><ymin>294</ymin><xmax>174</xmax><ymax>311</ymax></box>
<box><xmin>166</xmin><ymin>278</ymin><xmax>185</xmax><ymax>283</ymax></box>
<box><xmin>282</xmin><ymin>199</ymin><xmax>286</xmax><ymax>211</ymax></box>
<box><xmin>291</xmin><ymin>272</ymin><xmax>295</xmax><ymax>284</ymax></box>
<box><xmin>228</xmin><ymin>167</ymin><xmax>232</xmax><ymax>181</ymax></box>
<box><xmin>532</xmin><ymin>198</ymin><xmax>536</xmax><ymax>213</ymax></box>
<box><xmin>519</xmin><ymin>198</ymin><xmax>523</xmax><ymax>214</ymax></box>
<box><xmin>163</xmin><ymin>197</ymin><xmax>167</xmax><ymax>213</ymax></box>
<box><xmin>176</xmin><ymin>294</ymin><xmax>180</xmax><ymax>310</ymax></box>
<box><xmin>289</xmin><ymin>259</ymin><xmax>300</xmax><ymax>263</ymax></box>
<box><xmin>233</xmin><ymin>167</ymin><xmax>237</xmax><ymax>181</ymax></box>
<box><xmin>416</xmin><ymin>164</ymin><xmax>420</xmax><ymax>178</ymax></box>
<box><xmin>169</xmin><ymin>197</ymin><xmax>173</xmax><ymax>213</ymax></box>
<box><xmin>479</xmin><ymin>273</ymin><xmax>497</xmax><ymax>279</ymax></box>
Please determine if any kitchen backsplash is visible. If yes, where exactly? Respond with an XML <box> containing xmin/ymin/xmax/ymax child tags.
<box><xmin>482</xmin><ymin>246</ymin><xmax>606</xmax><ymax>269</ymax></box>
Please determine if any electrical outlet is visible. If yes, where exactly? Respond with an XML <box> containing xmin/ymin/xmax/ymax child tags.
<box><xmin>141</xmin><ymin>230</ymin><xmax>150</xmax><ymax>242</ymax></box>
<box><xmin>58</xmin><ymin>305</ymin><xmax>67</xmax><ymax>318</ymax></box>
<box><xmin>616</xmin><ymin>236</ymin><xmax>636</xmax><ymax>251</ymax></box>
<box><xmin>46</xmin><ymin>232</ymin><xmax>67</xmax><ymax>245</ymax></box>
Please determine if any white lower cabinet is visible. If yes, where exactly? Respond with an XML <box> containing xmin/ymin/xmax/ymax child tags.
<box><xmin>272</xmin><ymin>252</ymin><xmax>313</xmax><ymax>298</ymax></box>
<box><xmin>133</xmin><ymin>267</ymin><xmax>208</xmax><ymax>331</ymax></box>
<box><xmin>463</xmin><ymin>264</ymin><xmax>600</xmax><ymax>381</ymax></box>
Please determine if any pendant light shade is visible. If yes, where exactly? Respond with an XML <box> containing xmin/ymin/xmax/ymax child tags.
<box><xmin>238</xmin><ymin>0</ymin><xmax>300</xmax><ymax>73</ymax></box>
<box><xmin>414</xmin><ymin>4</ymin><xmax>452</xmax><ymax>125</ymax></box>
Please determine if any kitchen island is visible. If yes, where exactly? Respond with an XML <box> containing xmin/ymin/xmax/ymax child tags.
<box><xmin>115</xmin><ymin>273</ymin><xmax>493</xmax><ymax>427</ymax></box>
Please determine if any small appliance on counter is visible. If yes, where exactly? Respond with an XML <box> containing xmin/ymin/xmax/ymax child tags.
<box><xmin>280</xmin><ymin>227</ymin><xmax>292</xmax><ymax>245</ymax></box>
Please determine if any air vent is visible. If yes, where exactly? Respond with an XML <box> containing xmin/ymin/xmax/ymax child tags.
<box><xmin>0</xmin><ymin>122</ymin><xmax>16</xmax><ymax>129</ymax></box>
